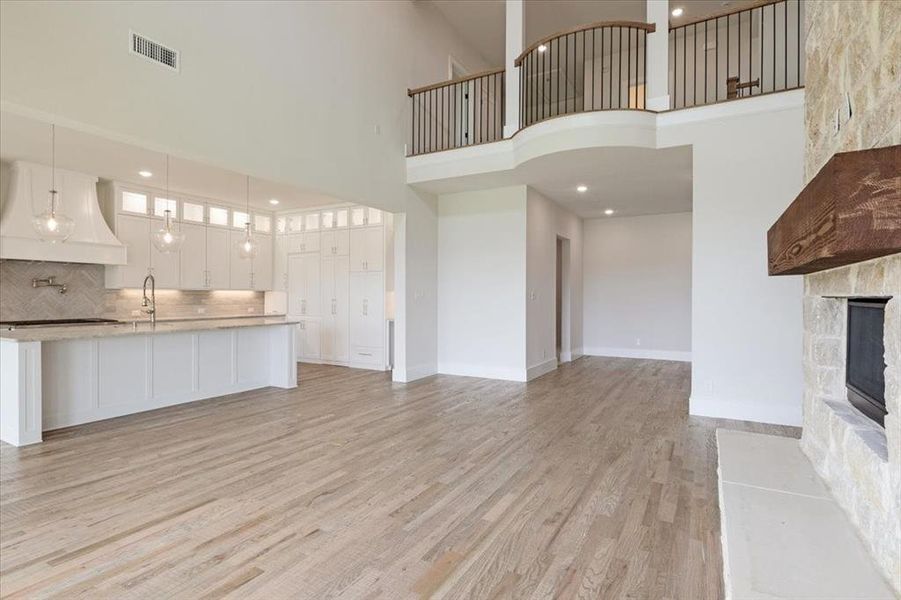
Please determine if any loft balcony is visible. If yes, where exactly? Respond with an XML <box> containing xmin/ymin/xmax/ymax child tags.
<box><xmin>407</xmin><ymin>0</ymin><xmax>805</xmax><ymax>158</ymax></box>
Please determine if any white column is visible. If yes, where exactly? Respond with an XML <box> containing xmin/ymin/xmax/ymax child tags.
<box><xmin>0</xmin><ymin>340</ymin><xmax>43</xmax><ymax>446</ymax></box>
<box><xmin>504</xmin><ymin>0</ymin><xmax>524</xmax><ymax>137</ymax></box>
<box><xmin>646</xmin><ymin>0</ymin><xmax>671</xmax><ymax>111</ymax></box>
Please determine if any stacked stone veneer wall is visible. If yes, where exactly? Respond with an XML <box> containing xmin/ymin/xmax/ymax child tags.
<box><xmin>801</xmin><ymin>1</ymin><xmax>900</xmax><ymax>592</ymax></box>
<box><xmin>800</xmin><ymin>254</ymin><xmax>901</xmax><ymax>592</ymax></box>
<box><xmin>804</xmin><ymin>0</ymin><xmax>899</xmax><ymax>180</ymax></box>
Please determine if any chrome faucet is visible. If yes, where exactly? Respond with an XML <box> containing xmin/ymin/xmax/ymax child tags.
<box><xmin>141</xmin><ymin>273</ymin><xmax>156</xmax><ymax>324</ymax></box>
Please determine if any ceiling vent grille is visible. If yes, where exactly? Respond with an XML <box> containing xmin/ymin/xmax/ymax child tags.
<box><xmin>130</xmin><ymin>31</ymin><xmax>179</xmax><ymax>71</ymax></box>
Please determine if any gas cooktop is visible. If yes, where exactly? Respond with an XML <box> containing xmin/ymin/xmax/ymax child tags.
<box><xmin>0</xmin><ymin>318</ymin><xmax>120</xmax><ymax>329</ymax></box>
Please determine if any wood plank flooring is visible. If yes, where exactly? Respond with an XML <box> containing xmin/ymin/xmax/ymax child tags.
<box><xmin>0</xmin><ymin>358</ymin><xmax>798</xmax><ymax>599</ymax></box>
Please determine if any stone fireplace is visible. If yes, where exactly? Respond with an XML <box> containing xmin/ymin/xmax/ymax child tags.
<box><xmin>801</xmin><ymin>253</ymin><xmax>900</xmax><ymax>590</ymax></box>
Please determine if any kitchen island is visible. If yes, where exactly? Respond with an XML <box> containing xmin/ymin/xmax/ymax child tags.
<box><xmin>0</xmin><ymin>316</ymin><xmax>297</xmax><ymax>446</ymax></box>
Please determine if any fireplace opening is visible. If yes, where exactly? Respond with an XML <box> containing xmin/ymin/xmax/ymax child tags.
<box><xmin>846</xmin><ymin>298</ymin><xmax>889</xmax><ymax>426</ymax></box>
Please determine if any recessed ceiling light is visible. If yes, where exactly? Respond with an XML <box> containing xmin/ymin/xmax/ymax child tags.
<box><xmin>576</xmin><ymin>185</ymin><xmax>588</xmax><ymax>193</ymax></box>
<box><xmin>604</xmin><ymin>209</ymin><xmax>615</xmax><ymax>215</ymax></box>
<box><xmin>671</xmin><ymin>7</ymin><xmax>684</xmax><ymax>17</ymax></box>
<box><xmin>269</xmin><ymin>199</ymin><xmax>279</xmax><ymax>205</ymax></box>
<box><xmin>138</xmin><ymin>170</ymin><xmax>153</xmax><ymax>178</ymax></box>
<box><xmin>538</xmin><ymin>44</ymin><xmax>548</xmax><ymax>53</ymax></box>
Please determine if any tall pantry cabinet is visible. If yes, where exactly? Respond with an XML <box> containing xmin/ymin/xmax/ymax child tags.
<box><xmin>281</xmin><ymin>206</ymin><xmax>388</xmax><ymax>371</ymax></box>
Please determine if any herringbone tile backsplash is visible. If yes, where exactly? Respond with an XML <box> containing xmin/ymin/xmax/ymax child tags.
<box><xmin>0</xmin><ymin>260</ymin><xmax>264</xmax><ymax>322</ymax></box>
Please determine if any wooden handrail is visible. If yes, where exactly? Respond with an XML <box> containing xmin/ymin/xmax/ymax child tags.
<box><xmin>669</xmin><ymin>0</ymin><xmax>783</xmax><ymax>30</ymax></box>
<box><xmin>407</xmin><ymin>67</ymin><xmax>505</xmax><ymax>97</ymax></box>
<box><xmin>515</xmin><ymin>21</ymin><xmax>656</xmax><ymax>67</ymax></box>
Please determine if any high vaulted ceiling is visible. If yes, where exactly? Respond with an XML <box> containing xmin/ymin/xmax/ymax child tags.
<box><xmin>0</xmin><ymin>111</ymin><xmax>341</xmax><ymax>212</ymax></box>
<box><xmin>429</xmin><ymin>0</ymin><xmax>762</xmax><ymax>67</ymax></box>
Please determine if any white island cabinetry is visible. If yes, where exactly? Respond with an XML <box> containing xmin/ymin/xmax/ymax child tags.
<box><xmin>0</xmin><ymin>318</ymin><xmax>296</xmax><ymax>446</ymax></box>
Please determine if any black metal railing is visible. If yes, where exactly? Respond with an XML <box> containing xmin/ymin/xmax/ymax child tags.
<box><xmin>516</xmin><ymin>21</ymin><xmax>655</xmax><ymax>129</ymax></box>
<box><xmin>407</xmin><ymin>68</ymin><xmax>505</xmax><ymax>156</ymax></box>
<box><xmin>669</xmin><ymin>0</ymin><xmax>804</xmax><ymax>109</ymax></box>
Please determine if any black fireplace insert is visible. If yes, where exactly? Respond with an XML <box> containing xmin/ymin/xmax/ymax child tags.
<box><xmin>846</xmin><ymin>298</ymin><xmax>889</xmax><ymax>426</ymax></box>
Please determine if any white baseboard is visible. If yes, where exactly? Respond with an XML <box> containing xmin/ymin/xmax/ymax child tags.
<box><xmin>527</xmin><ymin>358</ymin><xmax>558</xmax><ymax>381</ymax></box>
<box><xmin>582</xmin><ymin>346</ymin><xmax>692</xmax><ymax>362</ymax></box>
<box><xmin>689</xmin><ymin>393</ymin><xmax>802</xmax><ymax>427</ymax></box>
<box><xmin>394</xmin><ymin>363</ymin><xmax>438</xmax><ymax>383</ymax></box>
<box><xmin>437</xmin><ymin>362</ymin><xmax>528</xmax><ymax>382</ymax></box>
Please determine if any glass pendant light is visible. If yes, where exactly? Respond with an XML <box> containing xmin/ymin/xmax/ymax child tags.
<box><xmin>151</xmin><ymin>155</ymin><xmax>185</xmax><ymax>253</ymax></box>
<box><xmin>236</xmin><ymin>175</ymin><xmax>257</xmax><ymax>259</ymax></box>
<box><xmin>33</xmin><ymin>124</ymin><xmax>75</xmax><ymax>243</ymax></box>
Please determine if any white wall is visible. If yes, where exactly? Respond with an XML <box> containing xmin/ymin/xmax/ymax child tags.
<box><xmin>660</xmin><ymin>100</ymin><xmax>805</xmax><ymax>426</ymax></box>
<box><xmin>393</xmin><ymin>189</ymin><xmax>439</xmax><ymax>382</ymax></box>
<box><xmin>437</xmin><ymin>186</ymin><xmax>527</xmax><ymax>381</ymax></box>
<box><xmin>0</xmin><ymin>1</ymin><xmax>489</xmax><ymax>214</ymax></box>
<box><xmin>582</xmin><ymin>212</ymin><xmax>692</xmax><ymax>361</ymax></box>
<box><xmin>526</xmin><ymin>188</ymin><xmax>583</xmax><ymax>376</ymax></box>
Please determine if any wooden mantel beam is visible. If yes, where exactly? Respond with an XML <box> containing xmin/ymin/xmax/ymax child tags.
<box><xmin>767</xmin><ymin>145</ymin><xmax>901</xmax><ymax>276</ymax></box>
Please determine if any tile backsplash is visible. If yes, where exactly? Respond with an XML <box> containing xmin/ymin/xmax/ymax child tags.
<box><xmin>0</xmin><ymin>260</ymin><xmax>264</xmax><ymax>322</ymax></box>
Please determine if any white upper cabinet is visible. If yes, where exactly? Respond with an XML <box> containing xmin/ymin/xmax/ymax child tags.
<box><xmin>103</xmin><ymin>182</ymin><xmax>276</xmax><ymax>291</ymax></box>
<box><xmin>320</xmin><ymin>229</ymin><xmax>349</xmax><ymax>257</ymax></box>
<box><xmin>351</xmin><ymin>207</ymin><xmax>366</xmax><ymax>227</ymax></box>
<box><xmin>180</xmin><ymin>223</ymin><xmax>207</xmax><ymax>290</ymax></box>
<box><xmin>286</xmin><ymin>231</ymin><xmax>320</xmax><ymax>254</ymax></box>
<box><xmin>350</xmin><ymin>227</ymin><xmax>383</xmax><ymax>272</ymax></box>
<box><xmin>208</xmin><ymin>205</ymin><xmax>230</xmax><ymax>227</ymax></box>
<box><xmin>121</xmin><ymin>190</ymin><xmax>149</xmax><ymax>215</ymax></box>
<box><xmin>153</xmin><ymin>197</ymin><xmax>178</xmax><ymax>218</ymax></box>
<box><xmin>252</xmin><ymin>234</ymin><xmax>273</xmax><ymax>291</ymax></box>
<box><xmin>182</xmin><ymin>202</ymin><xmax>205</xmax><ymax>223</ymax></box>
<box><xmin>206</xmin><ymin>228</ymin><xmax>230</xmax><ymax>289</ymax></box>
<box><xmin>149</xmin><ymin>218</ymin><xmax>180</xmax><ymax>289</ymax></box>
<box><xmin>351</xmin><ymin>206</ymin><xmax>382</xmax><ymax>227</ymax></box>
<box><xmin>274</xmin><ymin>234</ymin><xmax>288</xmax><ymax>292</ymax></box>
<box><xmin>228</xmin><ymin>230</ymin><xmax>253</xmax><ymax>289</ymax></box>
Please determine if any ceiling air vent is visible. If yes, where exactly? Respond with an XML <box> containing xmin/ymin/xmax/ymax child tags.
<box><xmin>129</xmin><ymin>30</ymin><xmax>179</xmax><ymax>71</ymax></box>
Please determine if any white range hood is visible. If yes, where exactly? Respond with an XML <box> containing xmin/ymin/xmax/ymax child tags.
<box><xmin>0</xmin><ymin>161</ymin><xmax>126</xmax><ymax>265</ymax></box>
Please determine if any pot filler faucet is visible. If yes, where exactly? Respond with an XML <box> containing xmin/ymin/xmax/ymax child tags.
<box><xmin>141</xmin><ymin>273</ymin><xmax>156</xmax><ymax>325</ymax></box>
<box><xmin>32</xmin><ymin>276</ymin><xmax>67</xmax><ymax>294</ymax></box>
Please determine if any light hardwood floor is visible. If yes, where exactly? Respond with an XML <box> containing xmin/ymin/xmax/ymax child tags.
<box><xmin>0</xmin><ymin>358</ymin><xmax>797</xmax><ymax>599</ymax></box>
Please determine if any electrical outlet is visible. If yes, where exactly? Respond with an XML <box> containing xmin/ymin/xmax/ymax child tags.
<box><xmin>197</xmin><ymin>307</ymin><xmax>206</xmax><ymax>314</ymax></box>
<box><xmin>131</xmin><ymin>309</ymin><xmax>141</xmax><ymax>317</ymax></box>
<box><xmin>529</xmin><ymin>291</ymin><xmax>536</xmax><ymax>301</ymax></box>
<box><xmin>704</xmin><ymin>380</ymin><xmax>714</xmax><ymax>393</ymax></box>
<box><xmin>635</xmin><ymin>338</ymin><xmax>641</xmax><ymax>346</ymax></box>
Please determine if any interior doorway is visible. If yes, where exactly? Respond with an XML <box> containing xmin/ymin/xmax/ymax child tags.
<box><xmin>556</xmin><ymin>236</ymin><xmax>572</xmax><ymax>363</ymax></box>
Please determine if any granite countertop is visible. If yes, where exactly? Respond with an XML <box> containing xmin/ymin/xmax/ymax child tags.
<box><xmin>0</xmin><ymin>315</ymin><xmax>298</xmax><ymax>343</ymax></box>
